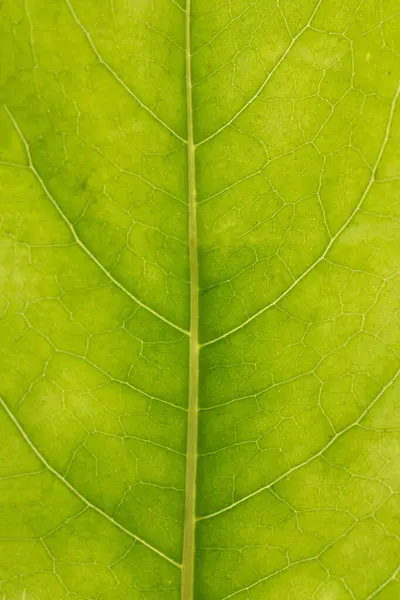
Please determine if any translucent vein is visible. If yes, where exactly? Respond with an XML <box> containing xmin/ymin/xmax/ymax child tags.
<box><xmin>58</xmin><ymin>350</ymin><xmax>189</xmax><ymax>412</ymax></box>
<box><xmin>64</xmin><ymin>0</ymin><xmax>187</xmax><ymax>144</ymax></box>
<box><xmin>0</xmin><ymin>394</ymin><xmax>181</xmax><ymax>568</ymax></box>
<box><xmin>201</xmin><ymin>83</ymin><xmax>400</xmax><ymax>347</ymax></box>
<box><xmin>195</xmin><ymin>0</ymin><xmax>323</xmax><ymax>147</ymax></box>
<box><xmin>5</xmin><ymin>106</ymin><xmax>189</xmax><ymax>337</ymax></box>
<box><xmin>197</xmin><ymin>365</ymin><xmax>400</xmax><ymax>521</ymax></box>
<box><xmin>366</xmin><ymin>566</ymin><xmax>400</xmax><ymax>600</ymax></box>
<box><xmin>220</xmin><ymin>519</ymin><xmax>362</xmax><ymax>600</ymax></box>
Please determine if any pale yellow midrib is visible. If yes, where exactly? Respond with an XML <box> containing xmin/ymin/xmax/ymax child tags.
<box><xmin>182</xmin><ymin>0</ymin><xmax>199</xmax><ymax>597</ymax></box>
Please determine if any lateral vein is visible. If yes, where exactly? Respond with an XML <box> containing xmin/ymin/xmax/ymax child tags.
<box><xmin>65</xmin><ymin>0</ymin><xmax>187</xmax><ymax>143</ymax></box>
<box><xmin>4</xmin><ymin>106</ymin><xmax>189</xmax><ymax>337</ymax></box>
<box><xmin>0</xmin><ymin>395</ymin><xmax>181</xmax><ymax>568</ymax></box>
<box><xmin>197</xmin><ymin>365</ymin><xmax>400</xmax><ymax>521</ymax></box>
<box><xmin>201</xmin><ymin>83</ymin><xmax>400</xmax><ymax>348</ymax></box>
<box><xmin>195</xmin><ymin>0</ymin><xmax>323</xmax><ymax>147</ymax></box>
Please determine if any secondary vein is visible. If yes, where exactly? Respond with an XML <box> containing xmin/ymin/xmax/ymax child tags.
<box><xmin>65</xmin><ymin>0</ymin><xmax>187</xmax><ymax>143</ymax></box>
<box><xmin>182</xmin><ymin>0</ymin><xmax>199</xmax><ymax>597</ymax></box>
<box><xmin>0</xmin><ymin>395</ymin><xmax>181</xmax><ymax>569</ymax></box>
<box><xmin>200</xmin><ymin>82</ymin><xmax>400</xmax><ymax>348</ymax></box>
<box><xmin>4</xmin><ymin>107</ymin><xmax>189</xmax><ymax>337</ymax></box>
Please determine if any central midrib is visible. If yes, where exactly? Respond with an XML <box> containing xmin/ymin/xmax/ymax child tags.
<box><xmin>182</xmin><ymin>0</ymin><xmax>199</xmax><ymax>598</ymax></box>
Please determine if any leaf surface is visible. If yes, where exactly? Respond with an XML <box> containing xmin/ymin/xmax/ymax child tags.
<box><xmin>0</xmin><ymin>0</ymin><xmax>400</xmax><ymax>599</ymax></box>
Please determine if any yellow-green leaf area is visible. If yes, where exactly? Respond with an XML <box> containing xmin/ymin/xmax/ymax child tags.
<box><xmin>0</xmin><ymin>0</ymin><xmax>399</xmax><ymax>599</ymax></box>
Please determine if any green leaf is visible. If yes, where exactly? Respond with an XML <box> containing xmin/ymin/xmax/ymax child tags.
<box><xmin>0</xmin><ymin>0</ymin><xmax>399</xmax><ymax>599</ymax></box>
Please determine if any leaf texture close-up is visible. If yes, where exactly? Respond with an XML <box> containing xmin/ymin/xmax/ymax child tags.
<box><xmin>0</xmin><ymin>0</ymin><xmax>400</xmax><ymax>599</ymax></box>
